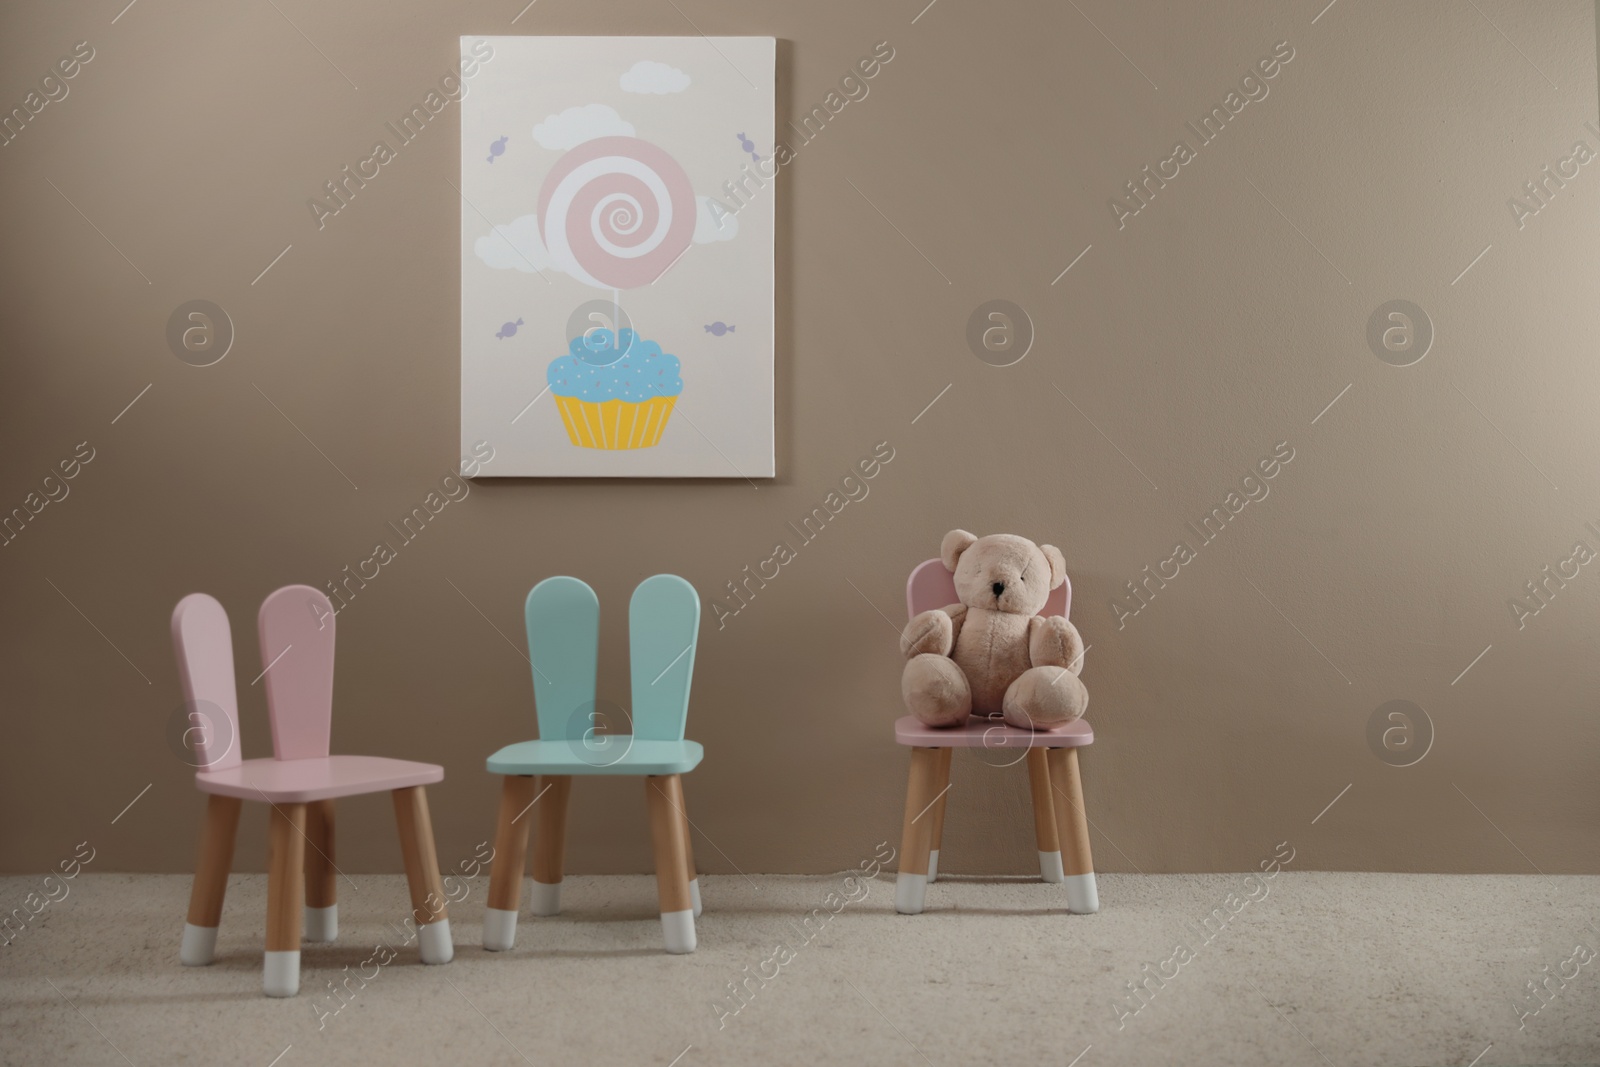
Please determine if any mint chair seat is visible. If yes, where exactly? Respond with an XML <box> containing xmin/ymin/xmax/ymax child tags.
<box><xmin>482</xmin><ymin>574</ymin><xmax>704</xmax><ymax>955</ymax></box>
<box><xmin>485</xmin><ymin>739</ymin><xmax>703</xmax><ymax>777</ymax></box>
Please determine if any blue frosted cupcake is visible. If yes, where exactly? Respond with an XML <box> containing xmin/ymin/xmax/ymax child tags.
<box><xmin>547</xmin><ymin>329</ymin><xmax>683</xmax><ymax>449</ymax></box>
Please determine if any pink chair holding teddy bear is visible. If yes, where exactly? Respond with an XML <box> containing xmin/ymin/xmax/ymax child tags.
<box><xmin>893</xmin><ymin>530</ymin><xmax>1097</xmax><ymax>916</ymax></box>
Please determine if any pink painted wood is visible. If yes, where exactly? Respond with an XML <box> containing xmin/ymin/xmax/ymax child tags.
<box><xmin>894</xmin><ymin>715</ymin><xmax>1092</xmax><ymax>748</ymax></box>
<box><xmin>195</xmin><ymin>754</ymin><xmax>441</xmax><ymax>803</ymax></box>
<box><xmin>905</xmin><ymin>557</ymin><xmax>1070</xmax><ymax>621</ymax></box>
<box><xmin>170</xmin><ymin>587</ymin><xmax>444</xmax><ymax>801</ymax></box>
<box><xmin>171</xmin><ymin>594</ymin><xmax>243</xmax><ymax>772</ymax></box>
<box><xmin>896</xmin><ymin>557</ymin><xmax>1091</xmax><ymax>749</ymax></box>
<box><xmin>258</xmin><ymin>585</ymin><xmax>336</xmax><ymax>762</ymax></box>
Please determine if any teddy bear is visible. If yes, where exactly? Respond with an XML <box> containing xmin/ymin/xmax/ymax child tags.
<box><xmin>899</xmin><ymin>529</ymin><xmax>1088</xmax><ymax>730</ymax></box>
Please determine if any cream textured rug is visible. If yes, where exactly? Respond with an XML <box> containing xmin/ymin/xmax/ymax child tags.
<box><xmin>1</xmin><ymin>872</ymin><xmax>1596</xmax><ymax>1065</ymax></box>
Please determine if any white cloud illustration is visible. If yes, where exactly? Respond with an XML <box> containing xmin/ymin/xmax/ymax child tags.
<box><xmin>474</xmin><ymin>215</ymin><xmax>556</xmax><ymax>273</ymax></box>
<box><xmin>532</xmin><ymin>104</ymin><xmax>635</xmax><ymax>150</ymax></box>
<box><xmin>693</xmin><ymin>196</ymin><xmax>739</xmax><ymax>243</ymax></box>
<box><xmin>621</xmin><ymin>60</ymin><xmax>690</xmax><ymax>94</ymax></box>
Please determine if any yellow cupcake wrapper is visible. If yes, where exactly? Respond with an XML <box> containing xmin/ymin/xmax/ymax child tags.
<box><xmin>555</xmin><ymin>395</ymin><xmax>677</xmax><ymax>449</ymax></box>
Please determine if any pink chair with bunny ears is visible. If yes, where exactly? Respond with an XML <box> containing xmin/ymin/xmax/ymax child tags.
<box><xmin>172</xmin><ymin>586</ymin><xmax>452</xmax><ymax>997</ymax></box>
<box><xmin>893</xmin><ymin>559</ymin><xmax>1098</xmax><ymax>916</ymax></box>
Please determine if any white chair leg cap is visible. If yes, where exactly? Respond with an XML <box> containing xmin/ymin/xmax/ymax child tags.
<box><xmin>927</xmin><ymin>849</ymin><xmax>940</xmax><ymax>883</ymax></box>
<box><xmin>263</xmin><ymin>950</ymin><xmax>300</xmax><ymax>997</ymax></box>
<box><xmin>528</xmin><ymin>879</ymin><xmax>562</xmax><ymax>917</ymax></box>
<box><xmin>1065</xmin><ymin>872</ymin><xmax>1099</xmax><ymax>914</ymax></box>
<box><xmin>661</xmin><ymin>908</ymin><xmax>696</xmax><ymax>954</ymax></box>
<box><xmin>418</xmin><ymin>919</ymin><xmax>453</xmax><ymax>964</ymax></box>
<box><xmin>689</xmin><ymin>878</ymin><xmax>702</xmax><ymax>919</ymax></box>
<box><xmin>895</xmin><ymin>872</ymin><xmax>927</xmax><ymax>915</ymax></box>
<box><xmin>482</xmin><ymin>907</ymin><xmax>519</xmax><ymax>952</ymax></box>
<box><xmin>303</xmin><ymin>905</ymin><xmax>338</xmax><ymax>943</ymax></box>
<box><xmin>1039</xmin><ymin>850</ymin><xmax>1065</xmax><ymax>884</ymax></box>
<box><xmin>180</xmin><ymin>923</ymin><xmax>217</xmax><ymax>966</ymax></box>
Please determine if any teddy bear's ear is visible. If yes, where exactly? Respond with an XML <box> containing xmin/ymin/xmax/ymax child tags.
<box><xmin>1041</xmin><ymin>544</ymin><xmax>1066</xmax><ymax>589</ymax></box>
<box><xmin>940</xmin><ymin>529</ymin><xmax>978</xmax><ymax>571</ymax></box>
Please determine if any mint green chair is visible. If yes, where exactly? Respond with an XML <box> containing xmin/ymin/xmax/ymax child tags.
<box><xmin>483</xmin><ymin>574</ymin><xmax>704</xmax><ymax>954</ymax></box>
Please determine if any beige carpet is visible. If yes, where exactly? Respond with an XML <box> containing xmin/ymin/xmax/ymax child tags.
<box><xmin>1</xmin><ymin>871</ymin><xmax>1596</xmax><ymax>1066</ymax></box>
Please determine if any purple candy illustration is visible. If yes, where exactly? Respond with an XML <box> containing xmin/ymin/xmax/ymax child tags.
<box><xmin>735</xmin><ymin>131</ymin><xmax>759</xmax><ymax>164</ymax></box>
<box><xmin>703</xmin><ymin>322</ymin><xmax>735</xmax><ymax>336</ymax></box>
<box><xmin>496</xmin><ymin>317</ymin><xmax>524</xmax><ymax>339</ymax></box>
<box><xmin>487</xmin><ymin>135</ymin><xmax>508</xmax><ymax>163</ymax></box>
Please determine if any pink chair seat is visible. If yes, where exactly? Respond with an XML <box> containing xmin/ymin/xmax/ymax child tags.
<box><xmin>894</xmin><ymin>714</ymin><xmax>1093</xmax><ymax>749</ymax></box>
<box><xmin>195</xmin><ymin>755</ymin><xmax>443</xmax><ymax>804</ymax></box>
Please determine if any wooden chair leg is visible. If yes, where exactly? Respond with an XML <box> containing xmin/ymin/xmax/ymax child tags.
<box><xmin>1026</xmin><ymin>748</ymin><xmax>1063</xmax><ymax>883</ymax></box>
<box><xmin>264</xmin><ymin>802</ymin><xmax>306</xmax><ymax>997</ymax></box>
<box><xmin>896</xmin><ymin>747</ymin><xmax>941</xmax><ymax>914</ymax></box>
<box><xmin>393</xmin><ymin>786</ymin><xmax>453</xmax><ymax>964</ymax></box>
<box><xmin>181</xmin><ymin>794</ymin><xmax>240</xmax><ymax>966</ymax></box>
<box><xmin>928</xmin><ymin>748</ymin><xmax>953</xmax><ymax>883</ymax></box>
<box><xmin>530</xmin><ymin>775</ymin><xmax>572</xmax><ymax>917</ymax></box>
<box><xmin>303</xmin><ymin>799</ymin><xmax>337</xmax><ymax>943</ymax></box>
<box><xmin>678</xmin><ymin>783</ymin><xmax>701</xmax><ymax>918</ymax></box>
<box><xmin>645</xmin><ymin>775</ymin><xmax>695</xmax><ymax>954</ymax></box>
<box><xmin>1045</xmin><ymin>747</ymin><xmax>1098</xmax><ymax>914</ymax></box>
<box><xmin>484</xmin><ymin>775</ymin><xmax>540</xmax><ymax>952</ymax></box>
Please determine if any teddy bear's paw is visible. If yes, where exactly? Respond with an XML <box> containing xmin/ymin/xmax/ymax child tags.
<box><xmin>899</xmin><ymin>610</ymin><xmax>953</xmax><ymax>658</ymax></box>
<box><xmin>1001</xmin><ymin>666</ymin><xmax>1087</xmax><ymax>730</ymax></box>
<box><xmin>1029</xmin><ymin>616</ymin><xmax>1085</xmax><ymax>675</ymax></box>
<box><xmin>902</xmin><ymin>653</ymin><xmax>972</xmax><ymax>726</ymax></box>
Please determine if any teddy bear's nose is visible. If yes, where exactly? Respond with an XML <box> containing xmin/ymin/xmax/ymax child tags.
<box><xmin>992</xmin><ymin>581</ymin><xmax>1005</xmax><ymax>597</ymax></box>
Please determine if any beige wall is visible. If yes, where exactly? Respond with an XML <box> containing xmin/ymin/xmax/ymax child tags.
<box><xmin>2</xmin><ymin>0</ymin><xmax>1597</xmax><ymax>877</ymax></box>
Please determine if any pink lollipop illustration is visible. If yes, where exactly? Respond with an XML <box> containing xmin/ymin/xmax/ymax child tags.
<box><xmin>537</xmin><ymin>136</ymin><xmax>696</xmax><ymax>290</ymax></box>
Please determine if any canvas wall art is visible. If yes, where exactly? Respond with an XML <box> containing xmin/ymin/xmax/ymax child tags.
<box><xmin>459</xmin><ymin>36</ymin><xmax>776</xmax><ymax>478</ymax></box>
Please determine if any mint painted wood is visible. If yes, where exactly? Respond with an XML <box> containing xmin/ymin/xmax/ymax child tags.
<box><xmin>488</xmin><ymin>574</ymin><xmax>703</xmax><ymax>775</ymax></box>
<box><xmin>629</xmin><ymin>574</ymin><xmax>699</xmax><ymax>743</ymax></box>
<box><xmin>484</xmin><ymin>574</ymin><xmax>705</xmax><ymax>954</ymax></box>
<box><xmin>485</xmin><ymin>738</ymin><xmax>703</xmax><ymax>777</ymax></box>
<box><xmin>258</xmin><ymin>585</ymin><xmax>336</xmax><ymax>761</ymax></box>
<box><xmin>524</xmin><ymin>576</ymin><xmax>600</xmax><ymax>743</ymax></box>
